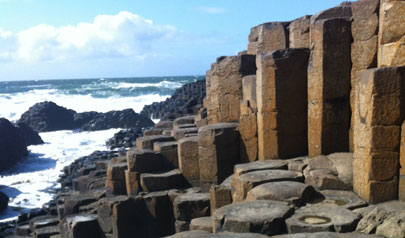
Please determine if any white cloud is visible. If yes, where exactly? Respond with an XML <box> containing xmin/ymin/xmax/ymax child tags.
<box><xmin>194</xmin><ymin>7</ymin><xmax>227</xmax><ymax>14</ymax></box>
<box><xmin>0</xmin><ymin>11</ymin><xmax>179</xmax><ymax>62</ymax></box>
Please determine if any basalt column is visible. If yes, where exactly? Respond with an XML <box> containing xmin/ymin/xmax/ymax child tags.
<box><xmin>307</xmin><ymin>18</ymin><xmax>352</xmax><ymax>157</ymax></box>
<box><xmin>350</xmin><ymin>0</ymin><xmax>380</xmax><ymax>152</ymax></box>
<box><xmin>206</xmin><ymin>55</ymin><xmax>256</xmax><ymax>125</ymax></box>
<box><xmin>353</xmin><ymin>67</ymin><xmax>405</xmax><ymax>204</ymax></box>
<box><xmin>256</xmin><ymin>48</ymin><xmax>310</xmax><ymax>160</ymax></box>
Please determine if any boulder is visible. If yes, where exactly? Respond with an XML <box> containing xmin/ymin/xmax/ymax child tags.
<box><xmin>60</xmin><ymin>214</ymin><xmax>101</xmax><ymax>238</ymax></box>
<box><xmin>0</xmin><ymin>118</ymin><xmax>28</xmax><ymax>172</ymax></box>
<box><xmin>0</xmin><ymin>191</ymin><xmax>9</xmax><ymax>212</ymax></box>
<box><xmin>245</xmin><ymin>181</ymin><xmax>317</xmax><ymax>207</ymax></box>
<box><xmin>106</xmin><ymin>128</ymin><xmax>143</xmax><ymax>150</ymax></box>
<box><xmin>18</xmin><ymin>101</ymin><xmax>76</xmax><ymax>132</ymax></box>
<box><xmin>213</xmin><ymin>200</ymin><xmax>293</xmax><ymax>235</ymax></box>
<box><xmin>286</xmin><ymin>206</ymin><xmax>361</xmax><ymax>233</ymax></box>
<box><xmin>232</xmin><ymin>170</ymin><xmax>304</xmax><ymax>202</ymax></box>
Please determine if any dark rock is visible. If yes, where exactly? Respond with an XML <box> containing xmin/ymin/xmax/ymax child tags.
<box><xmin>15</xmin><ymin>122</ymin><xmax>44</xmax><ymax>146</ymax></box>
<box><xmin>0</xmin><ymin>118</ymin><xmax>28</xmax><ymax>171</ymax></box>
<box><xmin>0</xmin><ymin>191</ymin><xmax>9</xmax><ymax>212</ymax></box>
<box><xmin>140</xmin><ymin>80</ymin><xmax>206</xmax><ymax>120</ymax></box>
<box><xmin>18</xmin><ymin>101</ymin><xmax>77</xmax><ymax>132</ymax></box>
<box><xmin>80</xmin><ymin>109</ymin><xmax>154</xmax><ymax>131</ymax></box>
<box><xmin>106</xmin><ymin>128</ymin><xmax>143</xmax><ymax>150</ymax></box>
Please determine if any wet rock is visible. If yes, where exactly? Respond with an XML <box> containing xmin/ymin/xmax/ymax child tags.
<box><xmin>0</xmin><ymin>191</ymin><xmax>9</xmax><ymax>212</ymax></box>
<box><xmin>15</xmin><ymin>122</ymin><xmax>44</xmax><ymax>146</ymax></box>
<box><xmin>29</xmin><ymin>215</ymin><xmax>59</xmax><ymax>231</ymax></box>
<box><xmin>18</xmin><ymin>101</ymin><xmax>76</xmax><ymax>132</ymax></box>
<box><xmin>213</xmin><ymin>200</ymin><xmax>293</xmax><ymax>235</ymax></box>
<box><xmin>245</xmin><ymin>181</ymin><xmax>317</xmax><ymax>207</ymax></box>
<box><xmin>286</xmin><ymin>206</ymin><xmax>361</xmax><ymax>233</ymax></box>
<box><xmin>0</xmin><ymin>118</ymin><xmax>28</xmax><ymax>172</ymax></box>
<box><xmin>106</xmin><ymin>128</ymin><xmax>143</xmax><ymax>150</ymax></box>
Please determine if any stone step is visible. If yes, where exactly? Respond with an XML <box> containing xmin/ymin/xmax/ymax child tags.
<box><xmin>126</xmin><ymin>149</ymin><xmax>173</xmax><ymax>173</ymax></box>
<box><xmin>140</xmin><ymin>169</ymin><xmax>190</xmax><ymax>192</ymax></box>
<box><xmin>190</xmin><ymin>216</ymin><xmax>218</xmax><ymax>233</ymax></box>
<box><xmin>136</xmin><ymin>135</ymin><xmax>175</xmax><ymax>150</ymax></box>
<box><xmin>60</xmin><ymin>214</ymin><xmax>101</xmax><ymax>238</ymax></box>
<box><xmin>153</xmin><ymin>141</ymin><xmax>179</xmax><ymax>168</ymax></box>
<box><xmin>173</xmin><ymin>116</ymin><xmax>196</xmax><ymax>128</ymax></box>
<box><xmin>172</xmin><ymin>128</ymin><xmax>199</xmax><ymax>140</ymax></box>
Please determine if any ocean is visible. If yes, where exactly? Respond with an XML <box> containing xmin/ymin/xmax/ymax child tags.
<box><xmin>0</xmin><ymin>75</ymin><xmax>203</xmax><ymax>222</ymax></box>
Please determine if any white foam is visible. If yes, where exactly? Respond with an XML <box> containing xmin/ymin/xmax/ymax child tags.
<box><xmin>0</xmin><ymin>129</ymin><xmax>120</xmax><ymax>222</ymax></box>
<box><xmin>0</xmin><ymin>90</ymin><xmax>169</xmax><ymax>122</ymax></box>
<box><xmin>112</xmin><ymin>80</ymin><xmax>182</xmax><ymax>89</ymax></box>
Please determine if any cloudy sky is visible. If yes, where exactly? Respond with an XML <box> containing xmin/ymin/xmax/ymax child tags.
<box><xmin>0</xmin><ymin>0</ymin><xmax>348</xmax><ymax>81</ymax></box>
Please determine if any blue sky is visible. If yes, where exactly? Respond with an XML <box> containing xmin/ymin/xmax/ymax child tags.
<box><xmin>0</xmin><ymin>0</ymin><xmax>350</xmax><ymax>81</ymax></box>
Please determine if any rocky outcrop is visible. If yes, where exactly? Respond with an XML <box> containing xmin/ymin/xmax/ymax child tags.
<box><xmin>105</xmin><ymin>128</ymin><xmax>143</xmax><ymax>150</ymax></box>
<box><xmin>0</xmin><ymin>118</ymin><xmax>28</xmax><ymax>172</ymax></box>
<box><xmin>19</xmin><ymin>101</ymin><xmax>154</xmax><ymax>132</ymax></box>
<box><xmin>15</xmin><ymin>122</ymin><xmax>44</xmax><ymax>146</ymax></box>
<box><xmin>140</xmin><ymin>80</ymin><xmax>206</xmax><ymax>120</ymax></box>
<box><xmin>18</xmin><ymin>101</ymin><xmax>76</xmax><ymax>132</ymax></box>
<box><xmin>0</xmin><ymin>191</ymin><xmax>9</xmax><ymax>212</ymax></box>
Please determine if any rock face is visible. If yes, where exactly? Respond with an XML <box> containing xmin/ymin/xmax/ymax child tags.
<box><xmin>206</xmin><ymin>55</ymin><xmax>256</xmax><ymax>124</ymax></box>
<box><xmin>80</xmin><ymin>109</ymin><xmax>154</xmax><ymax>131</ymax></box>
<box><xmin>353</xmin><ymin>67</ymin><xmax>405</xmax><ymax>203</ymax></box>
<box><xmin>15</xmin><ymin>122</ymin><xmax>44</xmax><ymax>146</ymax></box>
<box><xmin>198</xmin><ymin>123</ymin><xmax>240</xmax><ymax>188</ymax></box>
<box><xmin>256</xmin><ymin>48</ymin><xmax>310</xmax><ymax>160</ymax></box>
<box><xmin>290</xmin><ymin>16</ymin><xmax>311</xmax><ymax>49</ymax></box>
<box><xmin>18</xmin><ymin>101</ymin><xmax>77</xmax><ymax>132</ymax></box>
<box><xmin>106</xmin><ymin>128</ymin><xmax>143</xmax><ymax>150</ymax></box>
<box><xmin>19</xmin><ymin>101</ymin><xmax>154</xmax><ymax>132</ymax></box>
<box><xmin>140</xmin><ymin>79</ymin><xmax>206</xmax><ymax>120</ymax></box>
<box><xmin>307</xmin><ymin>18</ymin><xmax>352</xmax><ymax>157</ymax></box>
<box><xmin>0</xmin><ymin>118</ymin><xmax>28</xmax><ymax>171</ymax></box>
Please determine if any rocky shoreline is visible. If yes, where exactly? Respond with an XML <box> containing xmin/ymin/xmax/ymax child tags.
<box><xmin>1</xmin><ymin>0</ymin><xmax>405</xmax><ymax>237</ymax></box>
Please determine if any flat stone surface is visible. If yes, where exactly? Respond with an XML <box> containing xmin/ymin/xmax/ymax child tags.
<box><xmin>61</xmin><ymin>214</ymin><xmax>101</xmax><ymax>238</ymax></box>
<box><xmin>273</xmin><ymin>232</ymin><xmax>384</xmax><ymax>238</ymax></box>
<box><xmin>172</xmin><ymin>128</ymin><xmax>199</xmax><ymax>140</ymax></box>
<box><xmin>234</xmin><ymin>160</ymin><xmax>288</xmax><ymax>178</ymax></box>
<box><xmin>233</xmin><ymin>169</ymin><xmax>304</xmax><ymax>202</ymax></box>
<box><xmin>245</xmin><ymin>181</ymin><xmax>317</xmax><ymax>206</ymax></box>
<box><xmin>213</xmin><ymin>200</ymin><xmax>293</xmax><ymax>235</ymax></box>
<box><xmin>310</xmin><ymin>190</ymin><xmax>368</xmax><ymax>210</ymax></box>
<box><xmin>165</xmin><ymin>231</ymin><xmax>270</xmax><ymax>238</ymax></box>
<box><xmin>126</xmin><ymin>149</ymin><xmax>172</xmax><ymax>173</ymax></box>
<box><xmin>34</xmin><ymin>225</ymin><xmax>60</xmax><ymax>238</ymax></box>
<box><xmin>286</xmin><ymin>206</ymin><xmax>361</xmax><ymax>233</ymax></box>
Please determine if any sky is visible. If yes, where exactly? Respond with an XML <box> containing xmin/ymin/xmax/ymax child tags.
<box><xmin>0</xmin><ymin>0</ymin><xmax>351</xmax><ymax>81</ymax></box>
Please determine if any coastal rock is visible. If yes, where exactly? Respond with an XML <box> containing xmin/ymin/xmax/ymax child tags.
<box><xmin>173</xmin><ymin>193</ymin><xmax>210</xmax><ymax>223</ymax></box>
<box><xmin>18</xmin><ymin>101</ymin><xmax>77</xmax><ymax>132</ymax></box>
<box><xmin>0</xmin><ymin>118</ymin><xmax>28</xmax><ymax>171</ymax></box>
<box><xmin>190</xmin><ymin>216</ymin><xmax>217</xmax><ymax>233</ymax></box>
<box><xmin>15</xmin><ymin>122</ymin><xmax>44</xmax><ymax>146</ymax></box>
<box><xmin>178</xmin><ymin>137</ymin><xmax>200</xmax><ymax>186</ymax></box>
<box><xmin>140</xmin><ymin>80</ymin><xmax>206</xmax><ymax>120</ymax></box>
<box><xmin>106</xmin><ymin>128</ymin><xmax>143</xmax><ymax>150</ymax></box>
<box><xmin>213</xmin><ymin>200</ymin><xmax>293</xmax><ymax>235</ymax></box>
<box><xmin>80</xmin><ymin>109</ymin><xmax>154</xmax><ymax>131</ymax></box>
<box><xmin>0</xmin><ymin>191</ymin><xmax>9</xmax><ymax>212</ymax></box>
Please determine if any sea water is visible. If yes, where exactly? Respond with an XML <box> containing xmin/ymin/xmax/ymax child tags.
<box><xmin>0</xmin><ymin>76</ymin><xmax>203</xmax><ymax>221</ymax></box>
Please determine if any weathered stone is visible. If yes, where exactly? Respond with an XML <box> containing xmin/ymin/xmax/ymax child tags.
<box><xmin>308</xmin><ymin>18</ymin><xmax>352</xmax><ymax>157</ymax></box>
<box><xmin>209</xmin><ymin>185</ymin><xmax>232</xmax><ymax>215</ymax></box>
<box><xmin>166</xmin><ymin>231</ymin><xmax>271</xmax><ymax>238</ymax></box>
<box><xmin>105</xmin><ymin>180</ymin><xmax>126</xmax><ymax>195</ymax></box>
<box><xmin>272</xmin><ymin>232</ymin><xmax>382</xmax><ymax>238</ymax></box>
<box><xmin>353</xmin><ymin>67</ymin><xmax>405</xmax><ymax>203</ymax></box>
<box><xmin>154</xmin><ymin>141</ymin><xmax>179</xmax><ymax>168</ymax></box>
<box><xmin>290</xmin><ymin>15</ymin><xmax>311</xmax><ymax>48</ymax></box>
<box><xmin>144</xmin><ymin>129</ymin><xmax>163</xmax><ymax>136</ymax></box>
<box><xmin>173</xmin><ymin>116</ymin><xmax>195</xmax><ymax>127</ymax></box>
<box><xmin>245</xmin><ymin>181</ymin><xmax>317</xmax><ymax>207</ymax></box>
<box><xmin>242</xmin><ymin>75</ymin><xmax>257</xmax><ymax>109</ymax></box>
<box><xmin>190</xmin><ymin>216</ymin><xmax>218</xmax><ymax>233</ymax></box>
<box><xmin>175</xmin><ymin>220</ymin><xmax>189</xmax><ymax>233</ymax></box>
<box><xmin>379</xmin><ymin>37</ymin><xmax>405</xmax><ymax>67</ymax></box>
<box><xmin>256</xmin><ymin>48</ymin><xmax>309</xmax><ymax>160</ymax></box>
<box><xmin>172</xmin><ymin>128</ymin><xmax>198</xmax><ymax>141</ymax></box>
<box><xmin>143</xmin><ymin>191</ymin><xmax>175</xmax><ymax>237</ymax></box>
<box><xmin>63</xmin><ymin>195</ymin><xmax>97</xmax><ymax>218</ymax></box>
<box><xmin>198</xmin><ymin>123</ymin><xmax>240</xmax><ymax>186</ymax></box>
<box><xmin>178</xmin><ymin>137</ymin><xmax>200</xmax><ymax>186</ymax></box>
<box><xmin>136</xmin><ymin>135</ymin><xmax>175</xmax><ymax>150</ymax></box>
<box><xmin>400</xmin><ymin>175</ymin><xmax>405</xmax><ymax>201</ymax></box>
<box><xmin>30</xmin><ymin>215</ymin><xmax>59</xmax><ymax>231</ymax></box>
<box><xmin>352</xmin><ymin>36</ymin><xmax>378</xmax><ymax>70</ymax></box>
<box><xmin>126</xmin><ymin>149</ymin><xmax>172</xmax><ymax>173</ymax></box>
<box><xmin>125</xmin><ymin>170</ymin><xmax>140</xmax><ymax>196</ymax></box>
<box><xmin>140</xmin><ymin>169</ymin><xmax>190</xmax><ymax>192</ymax></box>
<box><xmin>311</xmin><ymin>190</ymin><xmax>368</xmax><ymax>210</ymax></box>
<box><xmin>173</xmin><ymin>193</ymin><xmax>210</xmax><ymax>222</ymax></box>
<box><xmin>34</xmin><ymin>226</ymin><xmax>60</xmax><ymax>238</ymax></box>
<box><xmin>240</xmin><ymin>101</ymin><xmax>257</xmax><ymax>163</ymax></box>
<box><xmin>379</xmin><ymin>1</ymin><xmax>405</xmax><ymax>45</ymax></box>
<box><xmin>206</xmin><ymin>55</ymin><xmax>256</xmax><ymax>124</ymax></box>
<box><xmin>234</xmin><ymin>160</ymin><xmax>288</xmax><ymax>179</ymax></box>
<box><xmin>375</xmin><ymin>212</ymin><xmax>405</xmax><ymax>238</ymax></box>
<box><xmin>286</xmin><ymin>206</ymin><xmax>361</xmax><ymax>233</ymax></box>
<box><xmin>256</xmin><ymin>22</ymin><xmax>290</xmax><ymax>54</ymax></box>
<box><xmin>352</xmin><ymin>0</ymin><xmax>379</xmax><ymax>19</ymax></box>
<box><xmin>60</xmin><ymin>214</ymin><xmax>101</xmax><ymax>238</ymax></box>
<box><xmin>15</xmin><ymin>224</ymin><xmax>30</xmax><ymax>236</ymax></box>
<box><xmin>106</xmin><ymin>162</ymin><xmax>127</xmax><ymax>182</ymax></box>
<box><xmin>352</xmin><ymin>14</ymin><xmax>379</xmax><ymax>41</ymax></box>
<box><xmin>213</xmin><ymin>200</ymin><xmax>293</xmax><ymax>235</ymax></box>
<box><xmin>232</xmin><ymin>170</ymin><xmax>304</xmax><ymax>202</ymax></box>
<box><xmin>155</xmin><ymin>120</ymin><xmax>173</xmax><ymax>129</ymax></box>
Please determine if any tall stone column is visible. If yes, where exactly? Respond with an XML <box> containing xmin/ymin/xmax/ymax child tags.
<box><xmin>307</xmin><ymin>18</ymin><xmax>352</xmax><ymax>157</ymax></box>
<box><xmin>353</xmin><ymin>67</ymin><xmax>405</xmax><ymax>204</ymax></box>
<box><xmin>256</xmin><ymin>48</ymin><xmax>310</xmax><ymax>160</ymax></box>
